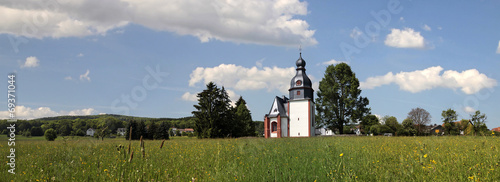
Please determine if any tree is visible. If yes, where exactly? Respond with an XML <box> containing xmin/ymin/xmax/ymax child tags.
<box><xmin>234</xmin><ymin>96</ymin><xmax>255</xmax><ymax>137</ymax></box>
<box><xmin>44</xmin><ymin>128</ymin><xmax>57</xmax><ymax>141</ymax></box>
<box><xmin>441</xmin><ymin>109</ymin><xmax>458</xmax><ymax>135</ymax></box>
<box><xmin>383</xmin><ymin>116</ymin><xmax>400</xmax><ymax>134</ymax></box>
<box><xmin>407</xmin><ymin>107</ymin><xmax>431</xmax><ymax>135</ymax></box>
<box><xmin>192</xmin><ymin>82</ymin><xmax>234</xmax><ymax>138</ymax></box>
<box><xmin>315</xmin><ymin>63</ymin><xmax>370</xmax><ymax>134</ymax></box>
<box><xmin>401</xmin><ymin>118</ymin><xmax>416</xmax><ymax>136</ymax></box>
<box><xmin>361</xmin><ymin>115</ymin><xmax>379</xmax><ymax>133</ymax></box>
<box><xmin>470</xmin><ymin>110</ymin><xmax>488</xmax><ymax>135</ymax></box>
<box><xmin>30</xmin><ymin>126</ymin><xmax>44</xmax><ymax>136</ymax></box>
<box><xmin>158</xmin><ymin>122</ymin><xmax>170</xmax><ymax>140</ymax></box>
<box><xmin>125</xmin><ymin>120</ymin><xmax>138</xmax><ymax>140</ymax></box>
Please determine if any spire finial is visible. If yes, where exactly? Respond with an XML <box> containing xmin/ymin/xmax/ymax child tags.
<box><xmin>299</xmin><ymin>45</ymin><xmax>302</xmax><ymax>56</ymax></box>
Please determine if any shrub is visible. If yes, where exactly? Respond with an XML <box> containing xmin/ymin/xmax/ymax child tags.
<box><xmin>44</xmin><ymin>128</ymin><xmax>58</xmax><ymax>141</ymax></box>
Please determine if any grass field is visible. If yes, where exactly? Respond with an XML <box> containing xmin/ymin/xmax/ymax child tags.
<box><xmin>1</xmin><ymin>135</ymin><xmax>499</xmax><ymax>181</ymax></box>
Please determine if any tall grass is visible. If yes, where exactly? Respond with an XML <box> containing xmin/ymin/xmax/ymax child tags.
<box><xmin>0</xmin><ymin>136</ymin><xmax>498</xmax><ymax>181</ymax></box>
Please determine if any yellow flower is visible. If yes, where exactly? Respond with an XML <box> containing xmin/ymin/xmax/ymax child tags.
<box><xmin>104</xmin><ymin>169</ymin><xmax>108</xmax><ymax>172</ymax></box>
<box><xmin>340</xmin><ymin>153</ymin><xmax>344</xmax><ymax>157</ymax></box>
<box><xmin>424</xmin><ymin>154</ymin><xmax>427</xmax><ymax>158</ymax></box>
<box><xmin>468</xmin><ymin>176</ymin><xmax>474</xmax><ymax>180</ymax></box>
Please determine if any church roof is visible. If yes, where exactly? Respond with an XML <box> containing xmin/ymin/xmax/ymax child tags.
<box><xmin>289</xmin><ymin>53</ymin><xmax>312</xmax><ymax>90</ymax></box>
<box><xmin>267</xmin><ymin>96</ymin><xmax>288</xmax><ymax>117</ymax></box>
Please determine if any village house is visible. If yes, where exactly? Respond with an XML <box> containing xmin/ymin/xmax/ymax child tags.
<box><xmin>116</xmin><ymin>128</ymin><xmax>126</xmax><ymax>136</ymax></box>
<box><xmin>86</xmin><ymin>128</ymin><xmax>95</xmax><ymax>136</ymax></box>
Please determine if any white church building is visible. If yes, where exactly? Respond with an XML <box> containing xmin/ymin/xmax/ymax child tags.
<box><xmin>264</xmin><ymin>53</ymin><xmax>315</xmax><ymax>138</ymax></box>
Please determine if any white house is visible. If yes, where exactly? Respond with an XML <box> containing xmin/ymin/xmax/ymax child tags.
<box><xmin>116</xmin><ymin>128</ymin><xmax>126</xmax><ymax>136</ymax></box>
<box><xmin>86</xmin><ymin>128</ymin><xmax>95</xmax><ymax>136</ymax></box>
<box><xmin>264</xmin><ymin>53</ymin><xmax>315</xmax><ymax>138</ymax></box>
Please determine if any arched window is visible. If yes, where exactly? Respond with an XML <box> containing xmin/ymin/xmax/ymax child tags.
<box><xmin>271</xmin><ymin>122</ymin><xmax>277</xmax><ymax>132</ymax></box>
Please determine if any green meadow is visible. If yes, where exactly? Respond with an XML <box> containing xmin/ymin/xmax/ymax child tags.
<box><xmin>1</xmin><ymin>136</ymin><xmax>499</xmax><ymax>181</ymax></box>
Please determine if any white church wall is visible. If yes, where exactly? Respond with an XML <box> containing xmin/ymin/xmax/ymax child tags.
<box><xmin>289</xmin><ymin>99</ymin><xmax>311</xmax><ymax>137</ymax></box>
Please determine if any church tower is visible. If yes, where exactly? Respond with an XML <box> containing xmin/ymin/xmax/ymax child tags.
<box><xmin>288</xmin><ymin>53</ymin><xmax>315</xmax><ymax>137</ymax></box>
<box><xmin>264</xmin><ymin>53</ymin><xmax>315</xmax><ymax>138</ymax></box>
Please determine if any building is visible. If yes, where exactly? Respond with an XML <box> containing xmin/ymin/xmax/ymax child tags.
<box><xmin>86</xmin><ymin>128</ymin><xmax>95</xmax><ymax>136</ymax></box>
<box><xmin>117</xmin><ymin>128</ymin><xmax>126</xmax><ymax>136</ymax></box>
<box><xmin>264</xmin><ymin>53</ymin><xmax>315</xmax><ymax>138</ymax></box>
<box><xmin>492</xmin><ymin>127</ymin><xmax>500</xmax><ymax>132</ymax></box>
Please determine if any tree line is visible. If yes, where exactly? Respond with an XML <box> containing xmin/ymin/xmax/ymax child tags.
<box><xmin>315</xmin><ymin>63</ymin><xmax>496</xmax><ymax>136</ymax></box>
<box><xmin>0</xmin><ymin>115</ymin><xmax>196</xmax><ymax>139</ymax></box>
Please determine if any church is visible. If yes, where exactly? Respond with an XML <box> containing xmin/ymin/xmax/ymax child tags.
<box><xmin>264</xmin><ymin>53</ymin><xmax>315</xmax><ymax>138</ymax></box>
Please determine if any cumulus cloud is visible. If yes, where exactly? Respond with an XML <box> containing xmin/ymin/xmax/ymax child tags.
<box><xmin>496</xmin><ymin>40</ymin><xmax>500</xmax><ymax>54</ymax></box>
<box><xmin>321</xmin><ymin>59</ymin><xmax>346</xmax><ymax>65</ymax></box>
<box><xmin>64</xmin><ymin>76</ymin><xmax>73</xmax><ymax>80</ymax></box>
<box><xmin>0</xmin><ymin>0</ymin><xmax>316</xmax><ymax>47</ymax></box>
<box><xmin>384</xmin><ymin>28</ymin><xmax>425</xmax><ymax>48</ymax></box>
<box><xmin>77</xmin><ymin>53</ymin><xmax>84</xmax><ymax>57</ymax></box>
<box><xmin>0</xmin><ymin>105</ymin><xmax>96</xmax><ymax>120</ymax></box>
<box><xmin>181</xmin><ymin>92</ymin><xmax>198</xmax><ymax>102</ymax></box>
<box><xmin>21</xmin><ymin>56</ymin><xmax>39</xmax><ymax>68</ymax></box>
<box><xmin>79</xmin><ymin>69</ymin><xmax>91</xmax><ymax>82</ymax></box>
<box><xmin>188</xmin><ymin>64</ymin><xmax>297</xmax><ymax>94</ymax></box>
<box><xmin>360</xmin><ymin>66</ymin><xmax>497</xmax><ymax>94</ymax></box>
<box><xmin>423</xmin><ymin>24</ymin><xmax>431</xmax><ymax>31</ymax></box>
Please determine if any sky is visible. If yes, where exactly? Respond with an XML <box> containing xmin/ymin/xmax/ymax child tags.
<box><xmin>1</xmin><ymin>0</ymin><xmax>499</xmax><ymax>129</ymax></box>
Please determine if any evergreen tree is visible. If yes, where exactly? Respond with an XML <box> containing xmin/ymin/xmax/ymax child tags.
<box><xmin>192</xmin><ymin>82</ymin><xmax>234</xmax><ymax>138</ymax></box>
<box><xmin>158</xmin><ymin>121</ymin><xmax>170</xmax><ymax>140</ymax></box>
<box><xmin>234</xmin><ymin>96</ymin><xmax>255</xmax><ymax>137</ymax></box>
<box><xmin>125</xmin><ymin>120</ymin><xmax>138</xmax><ymax>140</ymax></box>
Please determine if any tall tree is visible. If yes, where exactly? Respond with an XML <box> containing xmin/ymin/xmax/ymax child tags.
<box><xmin>407</xmin><ymin>107</ymin><xmax>431</xmax><ymax>135</ymax></box>
<box><xmin>383</xmin><ymin>116</ymin><xmax>400</xmax><ymax>134</ymax></box>
<box><xmin>234</xmin><ymin>96</ymin><xmax>255</xmax><ymax>137</ymax></box>
<box><xmin>401</xmin><ymin>118</ymin><xmax>417</xmax><ymax>136</ymax></box>
<box><xmin>192</xmin><ymin>82</ymin><xmax>234</xmax><ymax>138</ymax></box>
<box><xmin>470</xmin><ymin>110</ymin><xmax>488</xmax><ymax>135</ymax></box>
<box><xmin>315</xmin><ymin>63</ymin><xmax>370</xmax><ymax>134</ymax></box>
<box><xmin>441</xmin><ymin>109</ymin><xmax>458</xmax><ymax>135</ymax></box>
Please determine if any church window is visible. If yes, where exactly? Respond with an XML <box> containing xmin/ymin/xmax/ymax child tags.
<box><xmin>297</xmin><ymin>91</ymin><xmax>301</xmax><ymax>95</ymax></box>
<box><xmin>271</xmin><ymin>122</ymin><xmax>277</xmax><ymax>132</ymax></box>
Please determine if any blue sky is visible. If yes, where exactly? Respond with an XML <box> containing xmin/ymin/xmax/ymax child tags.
<box><xmin>1</xmin><ymin>0</ymin><xmax>499</xmax><ymax>129</ymax></box>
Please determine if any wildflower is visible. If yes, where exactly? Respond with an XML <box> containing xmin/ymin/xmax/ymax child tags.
<box><xmin>424</xmin><ymin>154</ymin><xmax>427</xmax><ymax>158</ymax></box>
<box><xmin>340</xmin><ymin>153</ymin><xmax>344</xmax><ymax>157</ymax></box>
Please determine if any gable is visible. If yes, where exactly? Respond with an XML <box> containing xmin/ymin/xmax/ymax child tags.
<box><xmin>268</xmin><ymin>96</ymin><xmax>288</xmax><ymax>117</ymax></box>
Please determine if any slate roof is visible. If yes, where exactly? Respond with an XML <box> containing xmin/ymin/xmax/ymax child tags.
<box><xmin>267</xmin><ymin>96</ymin><xmax>288</xmax><ymax>117</ymax></box>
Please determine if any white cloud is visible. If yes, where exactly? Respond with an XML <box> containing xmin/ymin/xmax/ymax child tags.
<box><xmin>79</xmin><ymin>69</ymin><xmax>91</xmax><ymax>82</ymax></box>
<box><xmin>64</xmin><ymin>76</ymin><xmax>73</xmax><ymax>80</ymax></box>
<box><xmin>0</xmin><ymin>0</ymin><xmax>316</xmax><ymax>47</ymax></box>
<box><xmin>0</xmin><ymin>105</ymin><xmax>96</xmax><ymax>120</ymax></box>
<box><xmin>321</xmin><ymin>59</ymin><xmax>346</xmax><ymax>65</ymax></box>
<box><xmin>181</xmin><ymin>92</ymin><xmax>198</xmax><ymax>102</ymax></box>
<box><xmin>423</xmin><ymin>24</ymin><xmax>431</xmax><ymax>31</ymax></box>
<box><xmin>384</xmin><ymin>28</ymin><xmax>425</xmax><ymax>48</ymax></box>
<box><xmin>188</xmin><ymin>64</ymin><xmax>297</xmax><ymax>94</ymax></box>
<box><xmin>463</xmin><ymin>106</ymin><xmax>476</xmax><ymax>113</ymax></box>
<box><xmin>77</xmin><ymin>53</ymin><xmax>84</xmax><ymax>57</ymax></box>
<box><xmin>21</xmin><ymin>56</ymin><xmax>39</xmax><ymax>68</ymax></box>
<box><xmin>360</xmin><ymin>66</ymin><xmax>497</xmax><ymax>94</ymax></box>
<box><xmin>496</xmin><ymin>40</ymin><xmax>500</xmax><ymax>54</ymax></box>
<box><xmin>399</xmin><ymin>17</ymin><xmax>405</xmax><ymax>22</ymax></box>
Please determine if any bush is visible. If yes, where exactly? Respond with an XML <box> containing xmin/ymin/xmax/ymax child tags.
<box><xmin>44</xmin><ymin>128</ymin><xmax>58</xmax><ymax>141</ymax></box>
